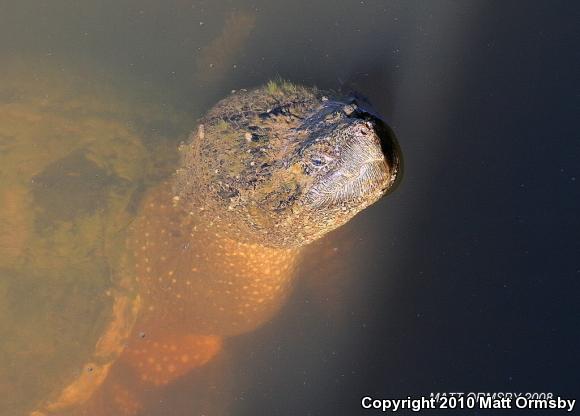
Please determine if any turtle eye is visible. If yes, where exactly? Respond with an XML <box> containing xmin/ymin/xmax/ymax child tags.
<box><xmin>311</xmin><ymin>156</ymin><xmax>326</xmax><ymax>167</ymax></box>
<box><xmin>309</xmin><ymin>153</ymin><xmax>334</xmax><ymax>168</ymax></box>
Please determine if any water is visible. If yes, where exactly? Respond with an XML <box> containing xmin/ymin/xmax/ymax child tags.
<box><xmin>1</xmin><ymin>1</ymin><xmax>578</xmax><ymax>415</ymax></box>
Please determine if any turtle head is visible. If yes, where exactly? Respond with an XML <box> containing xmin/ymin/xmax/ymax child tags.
<box><xmin>175</xmin><ymin>87</ymin><xmax>401</xmax><ymax>249</ymax></box>
<box><xmin>264</xmin><ymin>98</ymin><xmax>401</xmax><ymax>247</ymax></box>
<box><xmin>296</xmin><ymin>99</ymin><xmax>400</xmax><ymax>210</ymax></box>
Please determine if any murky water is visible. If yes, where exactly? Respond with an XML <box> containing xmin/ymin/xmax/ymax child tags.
<box><xmin>1</xmin><ymin>1</ymin><xmax>578</xmax><ymax>415</ymax></box>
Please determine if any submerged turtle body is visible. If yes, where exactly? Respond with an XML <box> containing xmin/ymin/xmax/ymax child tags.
<box><xmin>0</xmin><ymin>61</ymin><xmax>187</xmax><ymax>416</ymax></box>
<box><xmin>1</xmin><ymin>70</ymin><xmax>400</xmax><ymax>415</ymax></box>
<box><xmin>69</xmin><ymin>80</ymin><xmax>401</xmax><ymax>413</ymax></box>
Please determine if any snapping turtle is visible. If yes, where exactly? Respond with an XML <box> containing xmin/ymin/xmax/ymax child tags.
<box><xmin>2</xmin><ymin>65</ymin><xmax>400</xmax><ymax>414</ymax></box>
<box><xmin>42</xmin><ymin>80</ymin><xmax>400</xmax><ymax>415</ymax></box>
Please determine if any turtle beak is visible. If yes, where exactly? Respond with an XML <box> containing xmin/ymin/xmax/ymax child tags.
<box><xmin>344</xmin><ymin>100</ymin><xmax>402</xmax><ymax>196</ymax></box>
<box><xmin>305</xmin><ymin>120</ymin><xmax>400</xmax><ymax>208</ymax></box>
<box><xmin>372</xmin><ymin>117</ymin><xmax>402</xmax><ymax>196</ymax></box>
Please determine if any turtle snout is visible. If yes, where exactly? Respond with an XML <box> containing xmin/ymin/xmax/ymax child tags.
<box><xmin>371</xmin><ymin>118</ymin><xmax>401</xmax><ymax>196</ymax></box>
